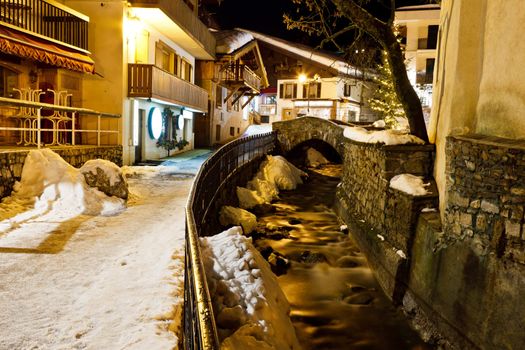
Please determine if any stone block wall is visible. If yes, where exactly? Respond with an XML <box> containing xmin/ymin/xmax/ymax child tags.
<box><xmin>446</xmin><ymin>135</ymin><xmax>525</xmax><ymax>263</ymax></box>
<box><xmin>0</xmin><ymin>146</ymin><xmax>122</xmax><ymax>199</ymax></box>
<box><xmin>338</xmin><ymin>140</ymin><xmax>436</xmax><ymax>239</ymax></box>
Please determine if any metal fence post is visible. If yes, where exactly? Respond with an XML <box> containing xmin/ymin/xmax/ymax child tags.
<box><xmin>97</xmin><ymin>114</ymin><xmax>101</xmax><ymax>146</ymax></box>
<box><xmin>72</xmin><ymin>112</ymin><xmax>76</xmax><ymax>146</ymax></box>
<box><xmin>37</xmin><ymin>107</ymin><xmax>42</xmax><ymax>149</ymax></box>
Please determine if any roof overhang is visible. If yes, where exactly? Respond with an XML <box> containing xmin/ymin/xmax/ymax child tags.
<box><xmin>129</xmin><ymin>6</ymin><xmax>215</xmax><ymax>60</ymax></box>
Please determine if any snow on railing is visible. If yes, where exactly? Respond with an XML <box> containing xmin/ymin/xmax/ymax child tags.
<box><xmin>0</xmin><ymin>96</ymin><xmax>121</xmax><ymax>148</ymax></box>
<box><xmin>184</xmin><ymin>132</ymin><xmax>276</xmax><ymax>349</ymax></box>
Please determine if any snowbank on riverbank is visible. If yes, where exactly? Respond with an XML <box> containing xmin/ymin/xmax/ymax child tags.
<box><xmin>306</xmin><ymin>147</ymin><xmax>329</xmax><ymax>167</ymax></box>
<box><xmin>201</xmin><ymin>227</ymin><xmax>300</xmax><ymax>350</ymax></box>
<box><xmin>219</xmin><ymin>206</ymin><xmax>258</xmax><ymax>234</ymax></box>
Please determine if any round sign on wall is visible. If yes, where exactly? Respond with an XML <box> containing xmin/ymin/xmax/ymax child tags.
<box><xmin>148</xmin><ymin>107</ymin><xmax>163</xmax><ymax>139</ymax></box>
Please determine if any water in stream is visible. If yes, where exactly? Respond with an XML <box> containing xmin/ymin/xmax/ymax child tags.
<box><xmin>251</xmin><ymin>164</ymin><xmax>432</xmax><ymax>350</ymax></box>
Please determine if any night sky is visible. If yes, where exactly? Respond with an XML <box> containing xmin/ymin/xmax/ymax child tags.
<box><xmin>211</xmin><ymin>0</ymin><xmax>435</xmax><ymax>46</ymax></box>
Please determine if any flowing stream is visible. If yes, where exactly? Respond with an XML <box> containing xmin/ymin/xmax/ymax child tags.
<box><xmin>252</xmin><ymin>163</ymin><xmax>432</xmax><ymax>350</ymax></box>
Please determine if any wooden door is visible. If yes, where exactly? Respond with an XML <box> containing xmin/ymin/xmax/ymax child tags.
<box><xmin>282</xmin><ymin>108</ymin><xmax>293</xmax><ymax>121</ymax></box>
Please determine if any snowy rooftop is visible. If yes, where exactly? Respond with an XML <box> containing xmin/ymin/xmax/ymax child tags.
<box><xmin>237</xmin><ymin>28</ymin><xmax>363</xmax><ymax>78</ymax></box>
<box><xmin>396</xmin><ymin>4</ymin><xmax>441</xmax><ymax>11</ymax></box>
<box><xmin>214</xmin><ymin>30</ymin><xmax>254</xmax><ymax>55</ymax></box>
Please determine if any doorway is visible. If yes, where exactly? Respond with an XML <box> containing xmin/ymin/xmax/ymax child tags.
<box><xmin>135</xmin><ymin>109</ymin><xmax>145</xmax><ymax>164</ymax></box>
<box><xmin>282</xmin><ymin>108</ymin><xmax>293</xmax><ymax>121</ymax></box>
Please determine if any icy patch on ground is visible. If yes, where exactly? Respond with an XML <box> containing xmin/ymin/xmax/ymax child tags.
<box><xmin>390</xmin><ymin>174</ymin><xmax>430</xmax><ymax>196</ymax></box>
<box><xmin>305</xmin><ymin>147</ymin><xmax>329</xmax><ymax>167</ymax></box>
<box><xmin>343</xmin><ymin>126</ymin><xmax>425</xmax><ymax>145</ymax></box>
<box><xmin>219</xmin><ymin>206</ymin><xmax>257</xmax><ymax>234</ymax></box>
<box><xmin>201</xmin><ymin>227</ymin><xmax>300</xmax><ymax>350</ymax></box>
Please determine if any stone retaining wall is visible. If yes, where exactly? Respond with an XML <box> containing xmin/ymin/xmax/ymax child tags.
<box><xmin>445</xmin><ymin>135</ymin><xmax>525</xmax><ymax>263</ymax></box>
<box><xmin>334</xmin><ymin>140</ymin><xmax>437</xmax><ymax>300</ymax></box>
<box><xmin>0</xmin><ymin>146</ymin><xmax>122</xmax><ymax>199</ymax></box>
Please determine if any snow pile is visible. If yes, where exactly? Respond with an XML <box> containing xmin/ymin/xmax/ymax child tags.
<box><xmin>236</xmin><ymin>187</ymin><xmax>265</xmax><ymax>209</ymax></box>
<box><xmin>305</xmin><ymin>147</ymin><xmax>329</xmax><ymax>167</ymax></box>
<box><xmin>343</xmin><ymin>126</ymin><xmax>425</xmax><ymax>145</ymax></box>
<box><xmin>219</xmin><ymin>206</ymin><xmax>257</xmax><ymax>234</ymax></box>
<box><xmin>223</xmin><ymin>155</ymin><xmax>306</xmax><ymax>232</ymax></box>
<box><xmin>5</xmin><ymin>149</ymin><xmax>125</xmax><ymax>222</ymax></box>
<box><xmin>201</xmin><ymin>227</ymin><xmax>300</xmax><ymax>350</ymax></box>
<box><xmin>254</xmin><ymin>155</ymin><xmax>306</xmax><ymax>191</ymax></box>
<box><xmin>80</xmin><ymin>159</ymin><xmax>123</xmax><ymax>187</ymax></box>
<box><xmin>389</xmin><ymin>174</ymin><xmax>430</xmax><ymax>196</ymax></box>
<box><xmin>246</xmin><ymin>178</ymin><xmax>279</xmax><ymax>203</ymax></box>
<box><xmin>242</xmin><ymin>124</ymin><xmax>272</xmax><ymax>137</ymax></box>
<box><xmin>372</xmin><ymin>119</ymin><xmax>386</xmax><ymax>128</ymax></box>
<box><xmin>215</xmin><ymin>30</ymin><xmax>254</xmax><ymax>54</ymax></box>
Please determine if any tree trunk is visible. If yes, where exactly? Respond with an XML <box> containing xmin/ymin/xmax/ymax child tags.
<box><xmin>331</xmin><ymin>0</ymin><xmax>430</xmax><ymax>143</ymax></box>
<box><xmin>384</xmin><ymin>32</ymin><xmax>429</xmax><ymax>143</ymax></box>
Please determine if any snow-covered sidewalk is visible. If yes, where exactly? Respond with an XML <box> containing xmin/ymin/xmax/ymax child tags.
<box><xmin>0</xmin><ymin>167</ymin><xmax>193</xmax><ymax>349</ymax></box>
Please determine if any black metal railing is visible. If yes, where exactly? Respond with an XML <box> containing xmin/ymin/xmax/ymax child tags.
<box><xmin>0</xmin><ymin>0</ymin><xmax>89</xmax><ymax>50</ymax></box>
<box><xmin>184</xmin><ymin>132</ymin><xmax>276</xmax><ymax>350</ymax></box>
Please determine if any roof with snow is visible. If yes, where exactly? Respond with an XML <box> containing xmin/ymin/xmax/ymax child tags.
<box><xmin>396</xmin><ymin>4</ymin><xmax>440</xmax><ymax>11</ymax></box>
<box><xmin>214</xmin><ymin>30</ymin><xmax>255</xmax><ymax>55</ymax></box>
<box><xmin>236</xmin><ymin>28</ymin><xmax>363</xmax><ymax>78</ymax></box>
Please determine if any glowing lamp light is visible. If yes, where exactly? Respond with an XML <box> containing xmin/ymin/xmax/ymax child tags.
<box><xmin>148</xmin><ymin>107</ymin><xmax>163</xmax><ymax>139</ymax></box>
<box><xmin>298</xmin><ymin>74</ymin><xmax>307</xmax><ymax>83</ymax></box>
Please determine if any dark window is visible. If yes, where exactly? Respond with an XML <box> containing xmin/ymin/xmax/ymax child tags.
<box><xmin>425</xmin><ymin>58</ymin><xmax>435</xmax><ymax>83</ymax></box>
<box><xmin>216</xmin><ymin>85</ymin><xmax>222</xmax><ymax>109</ymax></box>
<box><xmin>237</xmin><ymin>127</ymin><xmax>240</xmax><ymax>134</ymax></box>
<box><xmin>282</xmin><ymin>83</ymin><xmax>297</xmax><ymax>99</ymax></box>
<box><xmin>279</xmin><ymin>84</ymin><xmax>284</xmax><ymax>98</ymax></box>
<box><xmin>0</xmin><ymin>66</ymin><xmax>17</xmax><ymax>97</ymax></box>
<box><xmin>344</xmin><ymin>83</ymin><xmax>352</xmax><ymax>97</ymax></box>
<box><xmin>229</xmin><ymin>127</ymin><xmax>235</xmax><ymax>136</ymax></box>
<box><xmin>305</xmin><ymin>82</ymin><xmax>321</xmax><ymax>98</ymax></box>
<box><xmin>215</xmin><ymin>125</ymin><xmax>221</xmax><ymax>141</ymax></box>
<box><xmin>427</xmin><ymin>25</ymin><xmax>439</xmax><ymax>49</ymax></box>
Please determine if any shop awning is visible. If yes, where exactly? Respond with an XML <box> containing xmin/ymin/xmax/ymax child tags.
<box><xmin>0</xmin><ymin>26</ymin><xmax>95</xmax><ymax>74</ymax></box>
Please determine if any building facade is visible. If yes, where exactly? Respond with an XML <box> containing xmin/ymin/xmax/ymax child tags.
<box><xmin>195</xmin><ymin>30</ymin><xmax>268</xmax><ymax>146</ymax></box>
<box><xmin>395</xmin><ymin>4</ymin><xmax>440</xmax><ymax>124</ymax></box>
<box><xmin>65</xmin><ymin>0</ymin><xmax>215</xmax><ymax>164</ymax></box>
<box><xmin>0</xmin><ymin>0</ymin><xmax>101</xmax><ymax>146</ymax></box>
<box><xmin>238</xmin><ymin>29</ymin><xmax>375</xmax><ymax>124</ymax></box>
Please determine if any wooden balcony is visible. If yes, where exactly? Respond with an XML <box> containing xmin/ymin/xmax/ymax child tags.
<box><xmin>128</xmin><ymin>0</ymin><xmax>215</xmax><ymax>59</ymax></box>
<box><xmin>217</xmin><ymin>64</ymin><xmax>262</xmax><ymax>93</ymax></box>
<box><xmin>0</xmin><ymin>0</ymin><xmax>89</xmax><ymax>51</ymax></box>
<box><xmin>128</xmin><ymin>64</ymin><xmax>208</xmax><ymax>112</ymax></box>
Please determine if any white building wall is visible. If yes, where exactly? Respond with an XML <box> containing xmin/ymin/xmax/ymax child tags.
<box><xmin>429</xmin><ymin>0</ymin><xmax>525</xmax><ymax>216</ymax></box>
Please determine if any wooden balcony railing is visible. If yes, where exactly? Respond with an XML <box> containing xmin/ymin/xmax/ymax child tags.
<box><xmin>128</xmin><ymin>64</ymin><xmax>209</xmax><ymax>112</ymax></box>
<box><xmin>0</xmin><ymin>0</ymin><xmax>89</xmax><ymax>51</ymax></box>
<box><xmin>217</xmin><ymin>64</ymin><xmax>262</xmax><ymax>92</ymax></box>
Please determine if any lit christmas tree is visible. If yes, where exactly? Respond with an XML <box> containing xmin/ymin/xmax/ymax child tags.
<box><xmin>368</xmin><ymin>51</ymin><xmax>406</xmax><ymax>128</ymax></box>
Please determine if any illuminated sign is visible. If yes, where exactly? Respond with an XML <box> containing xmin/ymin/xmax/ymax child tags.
<box><xmin>148</xmin><ymin>107</ymin><xmax>163</xmax><ymax>139</ymax></box>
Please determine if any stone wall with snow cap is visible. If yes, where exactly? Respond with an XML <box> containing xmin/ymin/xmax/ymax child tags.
<box><xmin>0</xmin><ymin>146</ymin><xmax>122</xmax><ymax>200</ymax></box>
<box><xmin>200</xmin><ymin>227</ymin><xmax>301</xmax><ymax>350</ymax></box>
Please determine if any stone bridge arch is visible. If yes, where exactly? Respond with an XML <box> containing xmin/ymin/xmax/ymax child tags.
<box><xmin>272</xmin><ymin>117</ymin><xmax>346</xmax><ymax>160</ymax></box>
